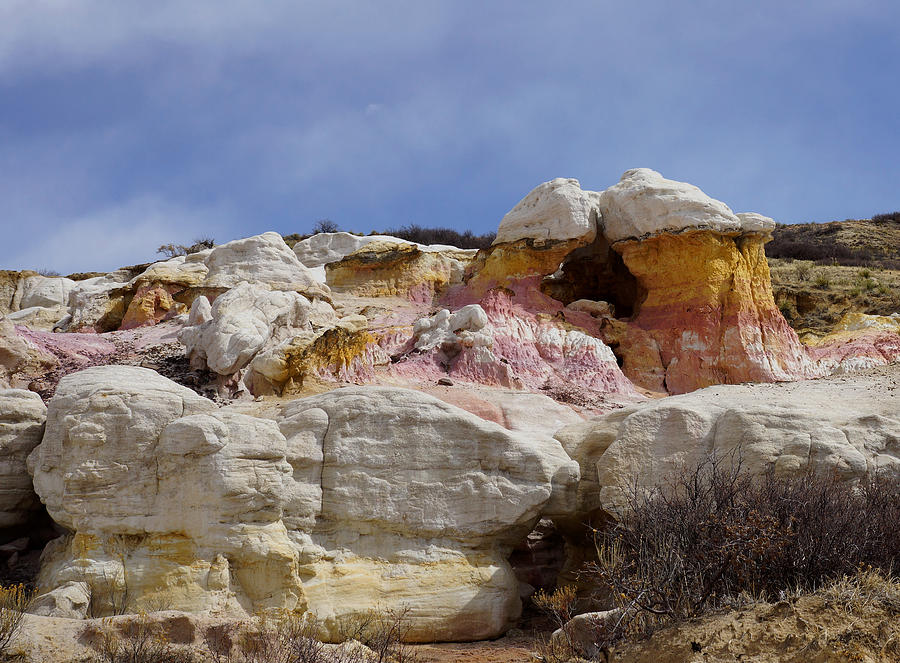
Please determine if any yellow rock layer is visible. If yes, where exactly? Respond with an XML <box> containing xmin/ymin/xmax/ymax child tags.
<box><xmin>613</xmin><ymin>231</ymin><xmax>810</xmax><ymax>393</ymax></box>
<box><xmin>326</xmin><ymin>241</ymin><xmax>473</xmax><ymax>299</ymax></box>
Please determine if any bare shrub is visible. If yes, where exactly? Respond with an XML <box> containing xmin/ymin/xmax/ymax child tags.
<box><xmin>313</xmin><ymin>219</ymin><xmax>340</xmax><ymax>234</ymax></box>
<box><xmin>336</xmin><ymin>606</ymin><xmax>419</xmax><ymax>663</ymax></box>
<box><xmin>794</xmin><ymin>262</ymin><xmax>812</xmax><ymax>281</ymax></box>
<box><xmin>156</xmin><ymin>237</ymin><xmax>216</xmax><ymax>259</ymax></box>
<box><xmin>586</xmin><ymin>454</ymin><xmax>900</xmax><ymax>646</ymax></box>
<box><xmin>381</xmin><ymin>224</ymin><xmax>495</xmax><ymax>250</ymax></box>
<box><xmin>208</xmin><ymin>610</ymin><xmax>398</xmax><ymax>663</ymax></box>
<box><xmin>0</xmin><ymin>584</ymin><xmax>32</xmax><ymax>655</ymax></box>
<box><xmin>813</xmin><ymin>271</ymin><xmax>831</xmax><ymax>288</ymax></box>
<box><xmin>88</xmin><ymin>614</ymin><xmax>199</xmax><ymax>663</ymax></box>
<box><xmin>532</xmin><ymin>585</ymin><xmax>579</xmax><ymax>662</ymax></box>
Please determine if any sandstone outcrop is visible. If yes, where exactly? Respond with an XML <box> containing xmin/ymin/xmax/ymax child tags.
<box><xmin>598</xmin><ymin>168</ymin><xmax>748</xmax><ymax>243</ymax></box>
<box><xmin>394</xmin><ymin>292</ymin><xmax>640</xmax><ymax>401</ymax></box>
<box><xmin>203</xmin><ymin>233</ymin><xmax>329</xmax><ymax>299</ymax></box>
<box><xmin>246</xmin><ymin>316</ymin><xmax>381</xmax><ymax>395</ymax></box>
<box><xmin>0</xmin><ymin>318</ymin><xmax>58</xmax><ymax>390</ymax></box>
<box><xmin>597</xmin><ymin>168</ymin><xmax>813</xmax><ymax>393</ymax></box>
<box><xmin>179</xmin><ymin>283</ymin><xmax>313</xmax><ymax>379</ymax></box>
<box><xmin>0</xmin><ymin>273</ymin><xmax>76</xmax><ymax>331</ymax></box>
<box><xmin>0</xmin><ymin>389</ymin><xmax>46</xmax><ymax>528</ymax></box>
<box><xmin>556</xmin><ymin>371</ymin><xmax>900</xmax><ymax>520</ymax></box>
<box><xmin>281</xmin><ymin>386</ymin><xmax>579</xmax><ymax>640</ymax></box>
<box><xmin>27</xmin><ymin>367</ymin><xmax>579</xmax><ymax>641</ymax></box>
<box><xmin>294</xmin><ymin>232</ymin><xmax>478</xmax><ymax>295</ymax></box>
<box><xmin>27</xmin><ymin>366</ymin><xmax>301</xmax><ymax>618</ymax></box>
<box><xmin>324</xmin><ymin>239</ymin><xmax>475</xmax><ymax>301</ymax></box>
<box><xmin>462</xmin><ymin>179</ymin><xmax>601</xmax><ymax>298</ymax></box>
<box><xmin>493</xmin><ymin>178</ymin><xmax>600</xmax><ymax>245</ymax></box>
<box><xmin>60</xmin><ymin>233</ymin><xmax>329</xmax><ymax>333</ymax></box>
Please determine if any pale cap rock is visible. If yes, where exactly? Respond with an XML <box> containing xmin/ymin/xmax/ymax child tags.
<box><xmin>493</xmin><ymin>178</ymin><xmax>600</xmax><ymax>245</ymax></box>
<box><xmin>600</xmin><ymin>168</ymin><xmax>742</xmax><ymax>243</ymax></box>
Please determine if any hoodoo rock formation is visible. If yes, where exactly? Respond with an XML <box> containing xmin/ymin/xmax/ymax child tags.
<box><xmin>597</xmin><ymin>168</ymin><xmax>814</xmax><ymax>393</ymax></box>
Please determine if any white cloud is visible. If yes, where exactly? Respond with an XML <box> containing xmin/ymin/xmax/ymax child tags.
<box><xmin>0</xmin><ymin>0</ymin><xmax>453</xmax><ymax>79</ymax></box>
<box><xmin>5</xmin><ymin>196</ymin><xmax>231</xmax><ymax>274</ymax></box>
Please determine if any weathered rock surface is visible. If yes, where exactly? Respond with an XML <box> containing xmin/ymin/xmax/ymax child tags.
<box><xmin>58</xmin><ymin>233</ymin><xmax>329</xmax><ymax>333</ymax></box>
<box><xmin>599</xmin><ymin>168</ymin><xmax>745</xmax><ymax>243</ymax></box>
<box><xmin>246</xmin><ymin>317</ymin><xmax>382</xmax><ymax>395</ymax></box>
<box><xmin>0</xmin><ymin>318</ymin><xmax>58</xmax><ymax>390</ymax></box>
<box><xmin>179</xmin><ymin>283</ymin><xmax>312</xmax><ymax>378</ymax></box>
<box><xmin>394</xmin><ymin>291</ymin><xmax>640</xmax><ymax>403</ymax></box>
<box><xmin>588</xmin><ymin>168</ymin><xmax>817</xmax><ymax>393</ymax></box>
<box><xmin>325</xmin><ymin>239</ymin><xmax>475</xmax><ymax>301</ymax></box>
<box><xmin>461</xmin><ymin>179</ymin><xmax>602</xmax><ymax>298</ymax></box>
<box><xmin>60</xmin><ymin>271</ymin><xmax>136</xmax><ymax>332</ymax></box>
<box><xmin>0</xmin><ymin>389</ymin><xmax>46</xmax><ymax>528</ymax></box>
<box><xmin>0</xmin><ymin>273</ymin><xmax>76</xmax><ymax>331</ymax></box>
<box><xmin>204</xmin><ymin>232</ymin><xmax>329</xmax><ymax>299</ymax></box>
<box><xmin>279</xmin><ymin>386</ymin><xmax>579</xmax><ymax>641</ymax></box>
<box><xmin>493</xmin><ymin>178</ymin><xmax>600</xmax><ymax>245</ymax></box>
<box><xmin>27</xmin><ymin>366</ymin><xmax>302</xmax><ymax>618</ymax></box>
<box><xmin>27</xmin><ymin>368</ymin><xmax>579</xmax><ymax>641</ymax></box>
<box><xmin>557</xmin><ymin>370</ymin><xmax>900</xmax><ymax>520</ymax></box>
<box><xmin>612</xmin><ymin>230</ymin><xmax>815</xmax><ymax>392</ymax></box>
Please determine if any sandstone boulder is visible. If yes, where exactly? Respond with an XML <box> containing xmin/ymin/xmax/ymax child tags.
<box><xmin>599</xmin><ymin>168</ymin><xmax>745</xmax><ymax>243</ymax></box>
<box><xmin>558</xmin><ymin>372</ymin><xmax>900</xmax><ymax>520</ymax></box>
<box><xmin>493</xmin><ymin>178</ymin><xmax>600</xmax><ymax>245</ymax></box>
<box><xmin>27</xmin><ymin>365</ymin><xmax>302</xmax><ymax>617</ymax></box>
<box><xmin>325</xmin><ymin>239</ymin><xmax>475</xmax><ymax>301</ymax></box>
<box><xmin>204</xmin><ymin>232</ymin><xmax>329</xmax><ymax>299</ymax></box>
<box><xmin>0</xmin><ymin>389</ymin><xmax>46</xmax><ymax>528</ymax></box>
<box><xmin>591</xmin><ymin>169</ymin><xmax>815</xmax><ymax>393</ymax></box>
<box><xmin>179</xmin><ymin>283</ymin><xmax>312</xmax><ymax>377</ymax></box>
<box><xmin>280</xmin><ymin>386</ymin><xmax>580</xmax><ymax>640</ymax></box>
<box><xmin>28</xmin><ymin>369</ymin><xmax>579</xmax><ymax>641</ymax></box>
<box><xmin>61</xmin><ymin>272</ymin><xmax>134</xmax><ymax>332</ymax></box>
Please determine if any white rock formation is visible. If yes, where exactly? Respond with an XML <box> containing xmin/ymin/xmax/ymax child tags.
<box><xmin>0</xmin><ymin>318</ymin><xmax>57</xmax><ymax>389</ymax></box>
<box><xmin>179</xmin><ymin>283</ymin><xmax>312</xmax><ymax>376</ymax></box>
<box><xmin>204</xmin><ymin>232</ymin><xmax>329</xmax><ymax>299</ymax></box>
<box><xmin>17</xmin><ymin>275</ymin><xmax>77</xmax><ymax>310</ymax></box>
<box><xmin>58</xmin><ymin>233</ymin><xmax>329</xmax><ymax>332</ymax></box>
<box><xmin>27</xmin><ymin>366</ymin><xmax>301</xmax><ymax>618</ymax></box>
<box><xmin>0</xmin><ymin>389</ymin><xmax>46</xmax><ymax>528</ymax></box>
<box><xmin>293</xmin><ymin>232</ymin><xmax>476</xmax><ymax>270</ymax></box>
<box><xmin>412</xmin><ymin>304</ymin><xmax>491</xmax><ymax>354</ymax></box>
<box><xmin>27</xmin><ymin>368</ymin><xmax>579</xmax><ymax>641</ymax></box>
<box><xmin>736</xmin><ymin>212</ymin><xmax>777</xmax><ymax>233</ymax></box>
<box><xmin>280</xmin><ymin>386</ymin><xmax>580</xmax><ymax>640</ymax></box>
<box><xmin>599</xmin><ymin>168</ymin><xmax>745</xmax><ymax>243</ymax></box>
<box><xmin>493</xmin><ymin>178</ymin><xmax>600</xmax><ymax>245</ymax></box>
<box><xmin>59</xmin><ymin>271</ymin><xmax>133</xmax><ymax>332</ymax></box>
<box><xmin>556</xmin><ymin>372</ymin><xmax>900</xmax><ymax>519</ymax></box>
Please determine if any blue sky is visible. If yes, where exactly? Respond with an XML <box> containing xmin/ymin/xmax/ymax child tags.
<box><xmin>1</xmin><ymin>1</ymin><xmax>898</xmax><ymax>273</ymax></box>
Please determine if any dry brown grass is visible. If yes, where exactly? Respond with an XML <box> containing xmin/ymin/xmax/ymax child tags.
<box><xmin>769</xmin><ymin>258</ymin><xmax>900</xmax><ymax>334</ymax></box>
<box><xmin>0</xmin><ymin>584</ymin><xmax>32</xmax><ymax>656</ymax></box>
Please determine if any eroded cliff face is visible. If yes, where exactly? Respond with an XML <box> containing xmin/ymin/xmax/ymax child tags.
<box><xmin>3</xmin><ymin>167</ymin><xmax>899</xmax><ymax>648</ymax></box>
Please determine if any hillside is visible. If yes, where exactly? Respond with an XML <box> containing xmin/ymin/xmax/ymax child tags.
<box><xmin>766</xmin><ymin>213</ymin><xmax>900</xmax><ymax>335</ymax></box>
<box><xmin>767</xmin><ymin>212</ymin><xmax>900</xmax><ymax>269</ymax></box>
